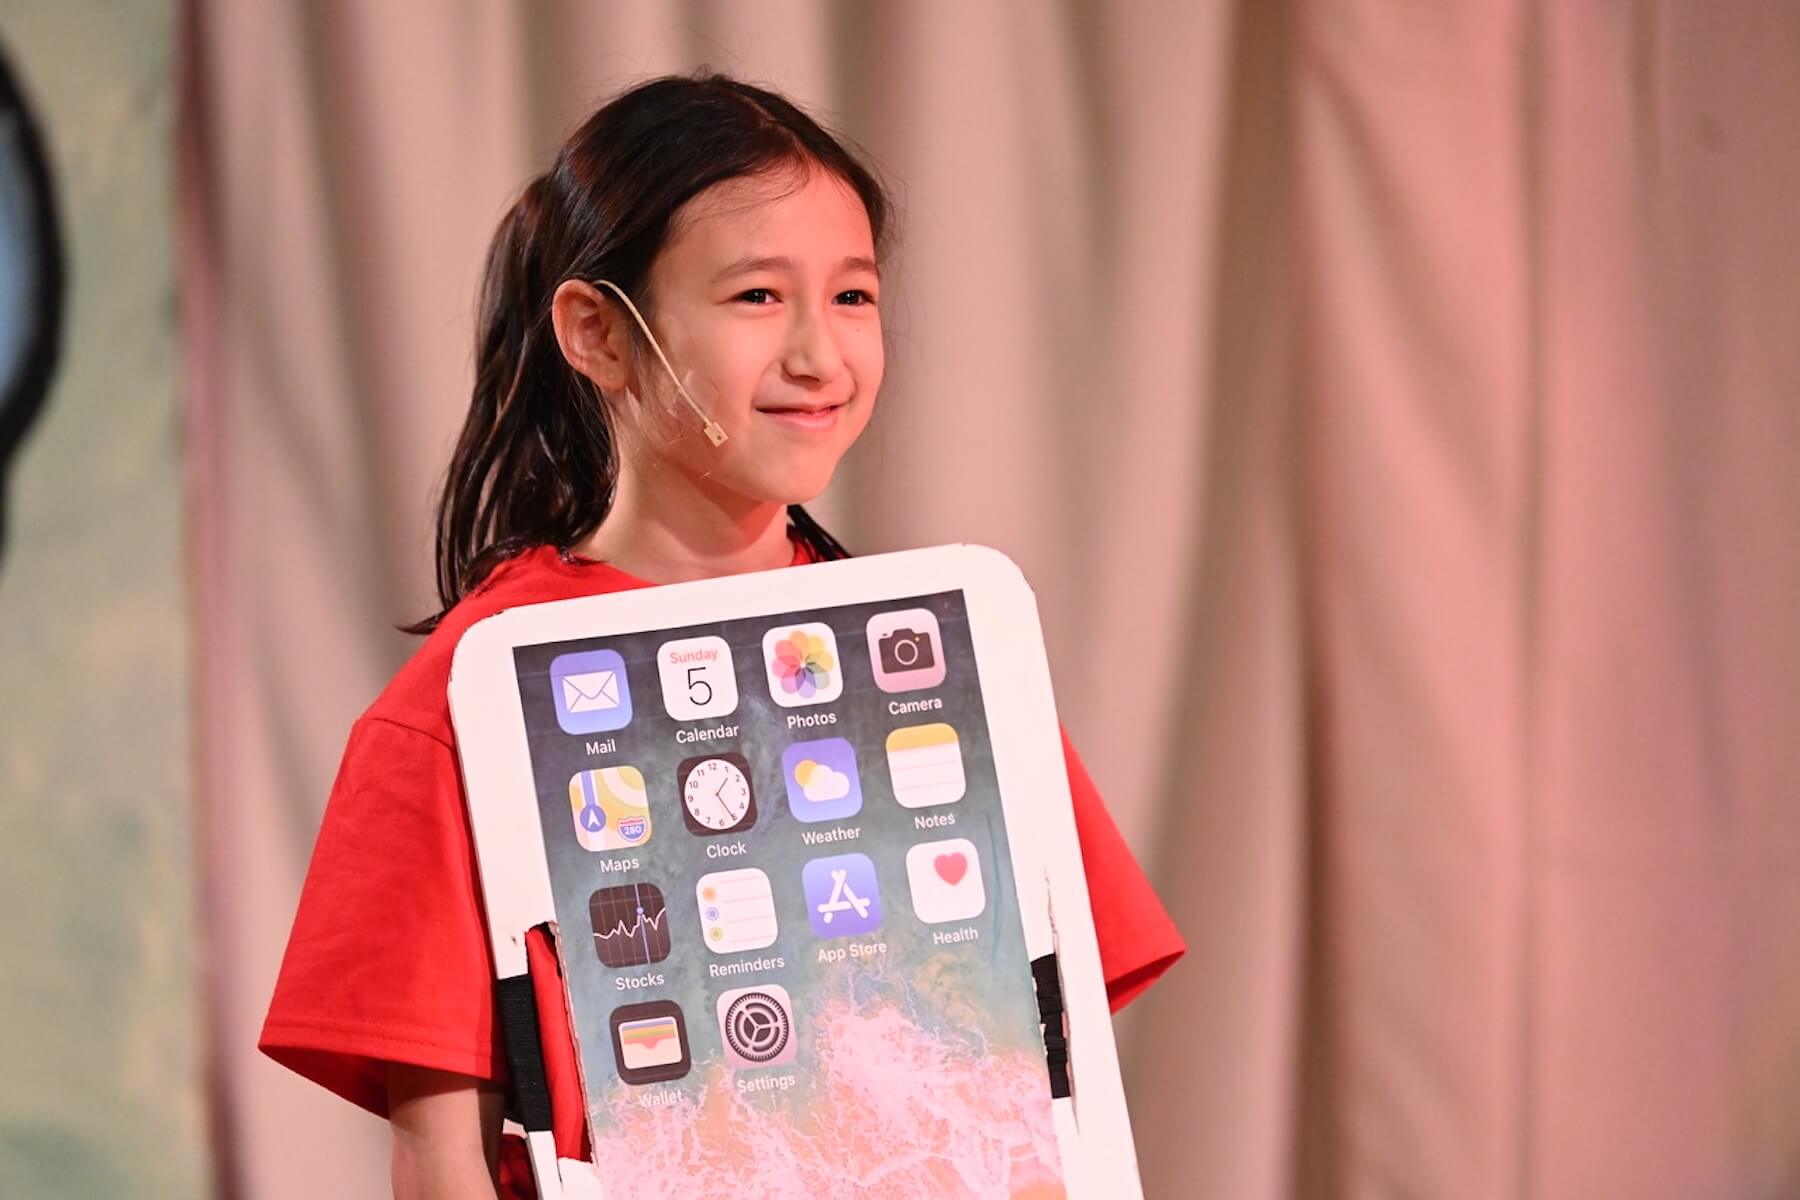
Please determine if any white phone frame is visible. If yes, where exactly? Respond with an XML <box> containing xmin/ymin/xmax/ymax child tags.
<box><xmin>448</xmin><ymin>544</ymin><xmax>1142</xmax><ymax>1199</ymax></box>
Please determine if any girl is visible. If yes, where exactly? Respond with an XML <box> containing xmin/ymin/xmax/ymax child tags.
<box><xmin>262</xmin><ymin>73</ymin><xmax>1184</xmax><ymax>1199</ymax></box>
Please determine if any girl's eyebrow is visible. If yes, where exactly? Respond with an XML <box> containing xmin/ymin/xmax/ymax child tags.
<box><xmin>712</xmin><ymin>254</ymin><xmax>881</xmax><ymax>282</ymax></box>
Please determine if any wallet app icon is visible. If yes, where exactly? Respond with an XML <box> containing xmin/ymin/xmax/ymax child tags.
<box><xmin>610</xmin><ymin>1000</ymin><xmax>690</xmax><ymax>1085</ymax></box>
<box><xmin>551</xmin><ymin>648</ymin><xmax>633</xmax><ymax>734</ymax></box>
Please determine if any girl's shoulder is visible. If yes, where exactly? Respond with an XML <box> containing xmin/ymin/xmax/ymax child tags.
<box><xmin>361</xmin><ymin>545</ymin><xmax>649</xmax><ymax>743</ymax></box>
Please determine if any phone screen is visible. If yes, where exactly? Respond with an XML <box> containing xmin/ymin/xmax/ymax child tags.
<box><xmin>511</xmin><ymin>589</ymin><xmax>1064</xmax><ymax>1196</ymax></box>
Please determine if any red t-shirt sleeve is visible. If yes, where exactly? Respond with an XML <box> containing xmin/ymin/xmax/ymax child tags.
<box><xmin>260</xmin><ymin>716</ymin><xmax>504</xmax><ymax>1117</ymax></box>
<box><xmin>1060</xmin><ymin>729</ymin><xmax>1186</xmax><ymax>1011</ymax></box>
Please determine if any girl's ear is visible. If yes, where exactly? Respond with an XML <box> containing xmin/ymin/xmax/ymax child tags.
<box><xmin>551</xmin><ymin>279</ymin><xmax>634</xmax><ymax>392</ymax></box>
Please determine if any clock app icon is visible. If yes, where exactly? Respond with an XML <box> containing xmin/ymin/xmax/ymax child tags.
<box><xmin>679</xmin><ymin>753</ymin><xmax>757</xmax><ymax>836</ymax></box>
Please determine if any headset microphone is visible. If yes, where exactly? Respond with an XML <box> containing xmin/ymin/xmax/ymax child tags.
<box><xmin>593</xmin><ymin>279</ymin><xmax>728</xmax><ymax>446</ymax></box>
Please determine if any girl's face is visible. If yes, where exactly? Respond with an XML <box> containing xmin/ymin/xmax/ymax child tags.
<box><xmin>622</xmin><ymin>166</ymin><xmax>883</xmax><ymax>507</ymax></box>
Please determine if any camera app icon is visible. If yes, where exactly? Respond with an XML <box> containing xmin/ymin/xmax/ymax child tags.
<box><xmin>866</xmin><ymin>608</ymin><xmax>947</xmax><ymax>693</ymax></box>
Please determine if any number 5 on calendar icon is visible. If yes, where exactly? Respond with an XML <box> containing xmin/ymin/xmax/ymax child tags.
<box><xmin>657</xmin><ymin>635</ymin><xmax>739</xmax><ymax>720</ymax></box>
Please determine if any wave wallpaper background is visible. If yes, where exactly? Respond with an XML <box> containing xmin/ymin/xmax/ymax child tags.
<box><xmin>511</xmin><ymin>591</ymin><xmax>1063</xmax><ymax>1198</ymax></box>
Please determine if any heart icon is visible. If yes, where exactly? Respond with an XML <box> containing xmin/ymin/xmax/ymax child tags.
<box><xmin>934</xmin><ymin>853</ymin><xmax>967</xmax><ymax>886</ymax></box>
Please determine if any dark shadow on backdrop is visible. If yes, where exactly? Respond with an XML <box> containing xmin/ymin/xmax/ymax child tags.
<box><xmin>0</xmin><ymin>35</ymin><xmax>66</xmax><ymax>575</ymax></box>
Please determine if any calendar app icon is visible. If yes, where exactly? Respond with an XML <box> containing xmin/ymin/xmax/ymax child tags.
<box><xmin>657</xmin><ymin>635</ymin><xmax>739</xmax><ymax>720</ymax></box>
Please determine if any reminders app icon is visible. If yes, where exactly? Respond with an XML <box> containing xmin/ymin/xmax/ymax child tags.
<box><xmin>551</xmin><ymin>648</ymin><xmax>632</xmax><ymax>734</ymax></box>
<box><xmin>610</xmin><ymin>1001</ymin><xmax>690</xmax><ymax>1085</ymax></box>
<box><xmin>696</xmin><ymin>868</ymin><xmax>778</xmax><ymax>953</ymax></box>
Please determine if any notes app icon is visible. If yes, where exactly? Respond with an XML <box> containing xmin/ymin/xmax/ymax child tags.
<box><xmin>569</xmin><ymin>766</ymin><xmax>651</xmax><ymax>851</ymax></box>
<box><xmin>885</xmin><ymin>723</ymin><xmax>965</xmax><ymax>809</ymax></box>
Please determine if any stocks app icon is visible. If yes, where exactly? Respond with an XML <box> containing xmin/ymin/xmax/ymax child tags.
<box><xmin>589</xmin><ymin>882</ymin><xmax>671</xmax><ymax>967</ymax></box>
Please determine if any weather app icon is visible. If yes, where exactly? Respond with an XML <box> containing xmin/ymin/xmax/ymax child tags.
<box><xmin>781</xmin><ymin>737</ymin><xmax>863</xmax><ymax>823</ymax></box>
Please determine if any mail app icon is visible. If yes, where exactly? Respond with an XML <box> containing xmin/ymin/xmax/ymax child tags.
<box><xmin>550</xmin><ymin>648</ymin><xmax>634</xmax><ymax>734</ymax></box>
<box><xmin>564</xmin><ymin>670</ymin><xmax>620</xmax><ymax>712</ymax></box>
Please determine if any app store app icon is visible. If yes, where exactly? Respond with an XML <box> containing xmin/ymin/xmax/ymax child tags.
<box><xmin>801</xmin><ymin>852</ymin><xmax>883</xmax><ymax>937</ymax></box>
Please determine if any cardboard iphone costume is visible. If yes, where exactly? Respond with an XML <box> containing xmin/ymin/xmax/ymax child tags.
<box><xmin>449</xmin><ymin>545</ymin><xmax>1143</xmax><ymax>1199</ymax></box>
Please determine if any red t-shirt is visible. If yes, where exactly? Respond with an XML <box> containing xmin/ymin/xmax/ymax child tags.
<box><xmin>261</xmin><ymin>543</ymin><xmax>1184</xmax><ymax>1194</ymax></box>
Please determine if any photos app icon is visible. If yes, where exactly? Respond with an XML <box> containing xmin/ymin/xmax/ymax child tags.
<box><xmin>763</xmin><ymin>622</ymin><xmax>843</xmax><ymax>708</ymax></box>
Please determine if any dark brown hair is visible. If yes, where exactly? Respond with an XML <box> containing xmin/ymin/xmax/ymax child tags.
<box><xmin>410</xmin><ymin>73</ymin><xmax>889</xmax><ymax>633</ymax></box>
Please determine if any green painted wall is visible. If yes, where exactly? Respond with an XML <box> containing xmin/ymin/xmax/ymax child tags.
<box><xmin>0</xmin><ymin>4</ymin><xmax>205</xmax><ymax>1196</ymax></box>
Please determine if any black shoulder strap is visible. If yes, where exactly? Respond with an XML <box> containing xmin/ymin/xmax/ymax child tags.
<box><xmin>496</xmin><ymin>924</ymin><xmax>555</xmax><ymax>1132</ymax></box>
<box><xmin>1031</xmin><ymin>953</ymin><xmax>1072</xmax><ymax>1099</ymax></box>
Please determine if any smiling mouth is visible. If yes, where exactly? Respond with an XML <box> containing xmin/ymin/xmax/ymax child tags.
<box><xmin>755</xmin><ymin>399</ymin><xmax>849</xmax><ymax>428</ymax></box>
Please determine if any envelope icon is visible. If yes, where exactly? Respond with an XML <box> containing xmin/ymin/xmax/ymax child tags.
<box><xmin>563</xmin><ymin>670</ymin><xmax>621</xmax><ymax>712</ymax></box>
<box><xmin>550</xmin><ymin>648</ymin><xmax>633</xmax><ymax>734</ymax></box>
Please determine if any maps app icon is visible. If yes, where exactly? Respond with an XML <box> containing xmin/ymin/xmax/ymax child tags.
<box><xmin>569</xmin><ymin>767</ymin><xmax>651</xmax><ymax>851</ymax></box>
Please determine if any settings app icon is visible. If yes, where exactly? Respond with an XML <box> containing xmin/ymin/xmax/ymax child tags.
<box><xmin>716</xmin><ymin>984</ymin><xmax>797</xmax><ymax>1069</ymax></box>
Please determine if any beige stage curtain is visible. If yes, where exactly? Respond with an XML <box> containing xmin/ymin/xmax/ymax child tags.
<box><xmin>179</xmin><ymin>2</ymin><xmax>1800</xmax><ymax>1197</ymax></box>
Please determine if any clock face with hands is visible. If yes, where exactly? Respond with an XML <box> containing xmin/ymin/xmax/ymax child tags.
<box><xmin>679</xmin><ymin>753</ymin><xmax>757</xmax><ymax>836</ymax></box>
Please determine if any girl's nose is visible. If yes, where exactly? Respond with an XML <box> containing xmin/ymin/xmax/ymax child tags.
<box><xmin>781</xmin><ymin>305</ymin><xmax>845</xmax><ymax>384</ymax></box>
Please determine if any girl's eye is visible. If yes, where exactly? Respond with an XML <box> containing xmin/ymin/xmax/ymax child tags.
<box><xmin>835</xmin><ymin>289</ymin><xmax>877</xmax><ymax>307</ymax></box>
<box><xmin>735</xmin><ymin>288</ymin><xmax>776</xmax><ymax>305</ymax></box>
